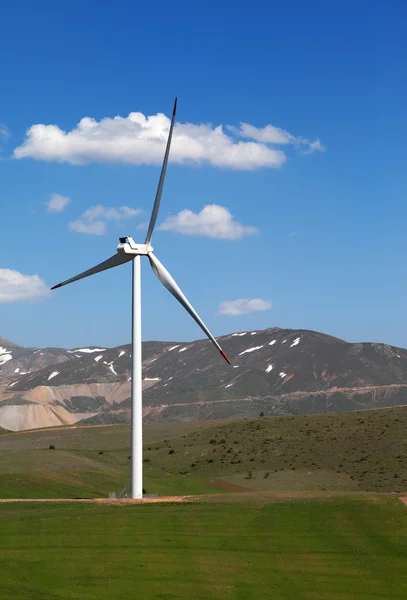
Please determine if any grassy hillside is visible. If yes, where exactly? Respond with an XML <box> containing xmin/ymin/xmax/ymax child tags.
<box><xmin>0</xmin><ymin>420</ymin><xmax>219</xmax><ymax>450</ymax></box>
<box><xmin>0</xmin><ymin>407</ymin><xmax>406</xmax><ymax>498</ymax></box>
<box><xmin>146</xmin><ymin>405</ymin><xmax>407</xmax><ymax>493</ymax></box>
<box><xmin>0</xmin><ymin>497</ymin><xmax>406</xmax><ymax>599</ymax></box>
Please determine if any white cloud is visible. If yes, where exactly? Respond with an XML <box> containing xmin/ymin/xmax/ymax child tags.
<box><xmin>69</xmin><ymin>204</ymin><xmax>141</xmax><ymax>236</ymax></box>
<box><xmin>0</xmin><ymin>269</ymin><xmax>49</xmax><ymax>303</ymax></box>
<box><xmin>12</xmin><ymin>109</ymin><xmax>323</xmax><ymax>170</ymax></box>
<box><xmin>69</xmin><ymin>220</ymin><xmax>106</xmax><ymax>235</ymax></box>
<box><xmin>0</xmin><ymin>124</ymin><xmax>10</xmax><ymax>140</ymax></box>
<box><xmin>47</xmin><ymin>193</ymin><xmax>70</xmax><ymax>213</ymax></box>
<box><xmin>229</xmin><ymin>123</ymin><xmax>325</xmax><ymax>154</ymax></box>
<box><xmin>218</xmin><ymin>298</ymin><xmax>272</xmax><ymax>316</ymax></box>
<box><xmin>81</xmin><ymin>205</ymin><xmax>141</xmax><ymax>221</ymax></box>
<box><xmin>0</xmin><ymin>125</ymin><xmax>10</xmax><ymax>156</ymax></box>
<box><xmin>158</xmin><ymin>204</ymin><xmax>258</xmax><ymax>240</ymax></box>
<box><xmin>228</xmin><ymin>123</ymin><xmax>296</xmax><ymax>145</ymax></box>
<box><xmin>300</xmin><ymin>139</ymin><xmax>325</xmax><ymax>155</ymax></box>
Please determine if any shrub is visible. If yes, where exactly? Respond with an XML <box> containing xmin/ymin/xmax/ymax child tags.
<box><xmin>168</xmin><ymin>449</ymin><xmax>175</xmax><ymax>455</ymax></box>
<box><xmin>98</xmin><ymin>451</ymin><xmax>104</xmax><ymax>455</ymax></box>
<box><xmin>49</xmin><ymin>444</ymin><xmax>55</xmax><ymax>450</ymax></box>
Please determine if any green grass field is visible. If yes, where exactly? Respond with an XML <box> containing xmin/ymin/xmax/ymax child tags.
<box><xmin>0</xmin><ymin>410</ymin><xmax>407</xmax><ymax>598</ymax></box>
<box><xmin>0</xmin><ymin>497</ymin><xmax>406</xmax><ymax>599</ymax></box>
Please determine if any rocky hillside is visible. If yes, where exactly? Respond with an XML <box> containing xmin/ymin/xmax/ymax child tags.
<box><xmin>1</xmin><ymin>327</ymin><xmax>407</xmax><ymax>431</ymax></box>
<box><xmin>0</xmin><ymin>336</ymin><xmax>72</xmax><ymax>376</ymax></box>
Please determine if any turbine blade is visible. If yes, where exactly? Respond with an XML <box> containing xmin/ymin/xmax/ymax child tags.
<box><xmin>148</xmin><ymin>253</ymin><xmax>231</xmax><ymax>364</ymax></box>
<box><xmin>51</xmin><ymin>253</ymin><xmax>133</xmax><ymax>290</ymax></box>
<box><xmin>145</xmin><ymin>97</ymin><xmax>177</xmax><ymax>245</ymax></box>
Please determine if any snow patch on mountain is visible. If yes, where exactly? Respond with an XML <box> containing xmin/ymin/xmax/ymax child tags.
<box><xmin>239</xmin><ymin>345</ymin><xmax>264</xmax><ymax>356</ymax></box>
<box><xmin>0</xmin><ymin>347</ymin><xmax>12</xmax><ymax>366</ymax></box>
<box><xmin>69</xmin><ymin>347</ymin><xmax>106</xmax><ymax>354</ymax></box>
<box><xmin>103</xmin><ymin>361</ymin><xmax>117</xmax><ymax>375</ymax></box>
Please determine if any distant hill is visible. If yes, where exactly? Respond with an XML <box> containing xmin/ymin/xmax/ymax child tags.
<box><xmin>1</xmin><ymin>327</ymin><xmax>407</xmax><ymax>431</ymax></box>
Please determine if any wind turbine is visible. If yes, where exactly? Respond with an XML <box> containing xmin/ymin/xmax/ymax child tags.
<box><xmin>51</xmin><ymin>98</ymin><xmax>231</xmax><ymax>499</ymax></box>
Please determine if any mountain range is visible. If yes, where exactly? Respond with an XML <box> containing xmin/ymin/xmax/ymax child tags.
<box><xmin>1</xmin><ymin>327</ymin><xmax>407</xmax><ymax>431</ymax></box>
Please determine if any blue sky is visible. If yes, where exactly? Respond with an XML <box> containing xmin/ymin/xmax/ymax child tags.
<box><xmin>1</xmin><ymin>0</ymin><xmax>406</xmax><ymax>349</ymax></box>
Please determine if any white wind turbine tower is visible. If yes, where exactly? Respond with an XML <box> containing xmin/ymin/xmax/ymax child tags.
<box><xmin>51</xmin><ymin>98</ymin><xmax>231</xmax><ymax>499</ymax></box>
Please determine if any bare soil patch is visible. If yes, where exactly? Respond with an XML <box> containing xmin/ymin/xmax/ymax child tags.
<box><xmin>208</xmin><ymin>478</ymin><xmax>253</xmax><ymax>492</ymax></box>
<box><xmin>0</xmin><ymin>496</ymin><xmax>191</xmax><ymax>504</ymax></box>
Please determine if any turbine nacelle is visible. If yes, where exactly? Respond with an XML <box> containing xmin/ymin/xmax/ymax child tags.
<box><xmin>117</xmin><ymin>237</ymin><xmax>153</xmax><ymax>256</ymax></box>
